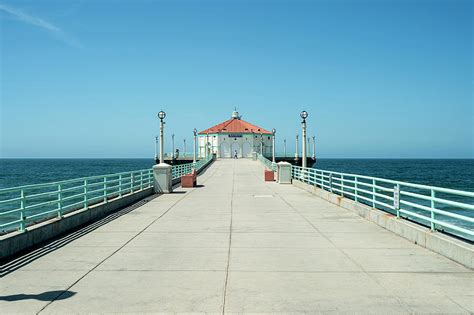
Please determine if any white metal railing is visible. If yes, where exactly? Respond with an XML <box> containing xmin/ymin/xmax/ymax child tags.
<box><xmin>172</xmin><ymin>163</ymin><xmax>194</xmax><ymax>179</ymax></box>
<box><xmin>258</xmin><ymin>154</ymin><xmax>277</xmax><ymax>171</ymax></box>
<box><xmin>171</xmin><ymin>155</ymin><xmax>213</xmax><ymax>179</ymax></box>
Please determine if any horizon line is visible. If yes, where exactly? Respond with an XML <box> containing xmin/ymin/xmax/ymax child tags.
<box><xmin>1</xmin><ymin>157</ymin><xmax>473</xmax><ymax>160</ymax></box>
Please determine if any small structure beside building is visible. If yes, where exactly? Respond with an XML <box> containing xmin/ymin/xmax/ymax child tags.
<box><xmin>198</xmin><ymin>110</ymin><xmax>273</xmax><ymax>158</ymax></box>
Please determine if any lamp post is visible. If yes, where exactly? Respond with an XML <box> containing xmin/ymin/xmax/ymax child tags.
<box><xmin>260</xmin><ymin>132</ymin><xmax>263</xmax><ymax>155</ymax></box>
<box><xmin>284</xmin><ymin>139</ymin><xmax>287</xmax><ymax>157</ymax></box>
<box><xmin>193</xmin><ymin>128</ymin><xmax>197</xmax><ymax>163</ymax></box>
<box><xmin>295</xmin><ymin>134</ymin><xmax>299</xmax><ymax>159</ymax></box>
<box><xmin>272</xmin><ymin>128</ymin><xmax>276</xmax><ymax>163</ymax></box>
<box><xmin>171</xmin><ymin>133</ymin><xmax>175</xmax><ymax>159</ymax></box>
<box><xmin>307</xmin><ymin>137</ymin><xmax>310</xmax><ymax>157</ymax></box>
<box><xmin>157</xmin><ymin>111</ymin><xmax>166</xmax><ymax>164</ymax></box>
<box><xmin>312</xmin><ymin>135</ymin><xmax>316</xmax><ymax>159</ymax></box>
<box><xmin>300</xmin><ymin>110</ymin><xmax>308</xmax><ymax>168</ymax></box>
<box><xmin>183</xmin><ymin>139</ymin><xmax>186</xmax><ymax>158</ymax></box>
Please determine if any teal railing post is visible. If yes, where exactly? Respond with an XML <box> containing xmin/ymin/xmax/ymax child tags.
<box><xmin>119</xmin><ymin>174</ymin><xmax>123</xmax><ymax>197</ymax></box>
<box><xmin>19</xmin><ymin>189</ymin><xmax>25</xmax><ymax>232</ymax></box>
<box><xmin>341</xmin><ymin>174</ymin><xmax>344</xmax><ymax>197</ymax></box>
<box><xmin>372</xmin><ymin>179</ymin><xmax>376</xmax><ymax>208</ymax></box>
<box><xmin>83</xmin><ymin>179</ymin><xmax>88</xmax><ymax>209</ymax></box>
<box><xmin>57</xmin><ymin>183</ymin><xmax>63</xmax><ymax>219</ymax></box>
<box><xmin>140</xmin><ymin>171</ymin><xmax>144</xmax><ymax>190</ymax></box>
<box><xmin>131</xmin><ymin>174</ymin><xmax>134</xmax><ymax>193</ymax></box>
<box><xmin>329</xmin><ymin>173</ymin><xmax>333</xmax><ymax>193</ymax></box>
<box><xmin>394</xmin><ymin>184</ymin><xmax>400</xmax><ymax>218</ymax></box>
<box><xmin>354</xmin><ymin>177</ymin><xmax>358</xmax><ymax>202</ymax></box>
<box><xmin>431</xmin><ymin>189</ymin><xmax>436</xmax><ymax>231</ymax></box>
<box><xmin>103</xmin><ymin>177</ymin><xmax>107</xmax><ymax>203</ymax></box>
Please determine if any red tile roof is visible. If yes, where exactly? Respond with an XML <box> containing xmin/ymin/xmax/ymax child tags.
<box><xmin>198</xmin><ymin>118</ymin><xmax>272</xmax><ymax>135</ymax></box>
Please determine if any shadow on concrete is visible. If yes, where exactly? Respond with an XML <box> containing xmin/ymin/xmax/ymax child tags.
<box><xmin>0</xmin><ymin>290</ymin><xmax>76</xmax><ymax>302</ymax></box>
<box><xmin>0</xmin><ymin>194</ymin><xmax>159</xmax><ymax>277</ymax></box>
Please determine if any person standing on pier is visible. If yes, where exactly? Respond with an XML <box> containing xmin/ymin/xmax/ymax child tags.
<box><xmin>234</xmin><ymin>150</ymin><xmax>238</xmax><ymax>159</ymax></box>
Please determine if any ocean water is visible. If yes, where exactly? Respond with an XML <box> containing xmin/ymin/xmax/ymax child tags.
<box><xmin>0</xmin><ymin>159</ymin><xmax>155</xmax><ymax>189</ymax></box>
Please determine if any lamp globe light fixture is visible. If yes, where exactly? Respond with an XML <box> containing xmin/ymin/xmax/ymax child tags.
<box><xmin>300</xmin><ymin>110</ymin><xmax>308</xmax><ymax>121</ymax></box>
<box><xmin>158</xmin><ymin>110</ymin><xmax>166</xmax><ymax>121</ymax></box>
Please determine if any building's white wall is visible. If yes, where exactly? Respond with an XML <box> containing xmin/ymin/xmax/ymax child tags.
<box><xmin>198</xmin><ymin>133</ymin><xmax>273</xmax><ymax>159</ymax></box>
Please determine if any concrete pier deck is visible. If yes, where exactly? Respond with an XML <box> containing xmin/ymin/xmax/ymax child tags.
<box><xmin>1</xmin><ymin>159</ymin><xmax>473</xmax><ymax>314</ymax></box>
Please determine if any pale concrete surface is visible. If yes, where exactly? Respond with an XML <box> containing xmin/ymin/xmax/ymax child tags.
<box><xmin>1</xmin><ymin>159</ymin><xmax>473</xmax><ymax>314</ymax></box>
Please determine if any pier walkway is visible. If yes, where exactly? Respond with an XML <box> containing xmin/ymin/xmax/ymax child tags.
<box><xmin>1</xmin><ymin>159</ymin><xmax>473</xmax><ymax>313</ymax></box>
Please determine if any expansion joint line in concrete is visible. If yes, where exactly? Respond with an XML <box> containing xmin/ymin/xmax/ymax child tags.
<box><xmin>221</xmin><ymin>160</ymin><xmax>235</xmax><ymax>314</ymax></box>
<box><xmin>35</xmin><ymin>163</ymin><xmax>222</xmax><ymax>315</ymax></box>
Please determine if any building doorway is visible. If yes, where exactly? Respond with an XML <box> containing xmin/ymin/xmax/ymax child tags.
<box><xmin>220</xmin><ymin>142</ymin><xmax>231</xmax><ymax>158</ymax></box>
<box><xmin>231</xmin><ymin>142</ymin><xmax>240</xmax><ymax>158</ymax></box>
<box><xmin>242</xmin><ymin>142</ymin><xmax>252</xmax><ymax>158</ymax></box>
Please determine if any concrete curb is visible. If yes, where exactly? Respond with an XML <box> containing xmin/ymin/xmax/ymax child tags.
<box><xmin>292</xmin><ymin>179</ymin><xmax>474</xmax><ymax>269</ymax></box>
<box><xmin>0</xmin><ymin>187</ymin><xmax>153</xmax><ymax>261</ymax></box>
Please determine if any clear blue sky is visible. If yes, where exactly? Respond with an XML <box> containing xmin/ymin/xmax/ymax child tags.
<box><xmin>1</xmin><ymin>0</ymin><xmax>472</xmax><ymax>158</ymax></box>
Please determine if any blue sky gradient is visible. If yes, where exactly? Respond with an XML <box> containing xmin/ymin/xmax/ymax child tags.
<box><xmin>1</xmin><ymin>0</ymin><xmax>472</xmax><ymax>158</ymax></box>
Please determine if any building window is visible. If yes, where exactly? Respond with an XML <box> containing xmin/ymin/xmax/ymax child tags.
<box><xmin>268</xmin><ymin>136</ymin><xmax>270</xmax><ymax>140</ymax></box>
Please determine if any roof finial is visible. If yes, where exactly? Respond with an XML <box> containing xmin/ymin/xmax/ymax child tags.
<box><xmin>231</xmin><ymin>107</ymin><xmax>240</xmax><ymax>119</ymax></box>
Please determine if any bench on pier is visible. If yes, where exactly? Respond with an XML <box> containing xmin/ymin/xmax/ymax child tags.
<box><xmin>181</xmin><ymin>170</ymin><xmax>197</xmax><ymax>187</ymax></box>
